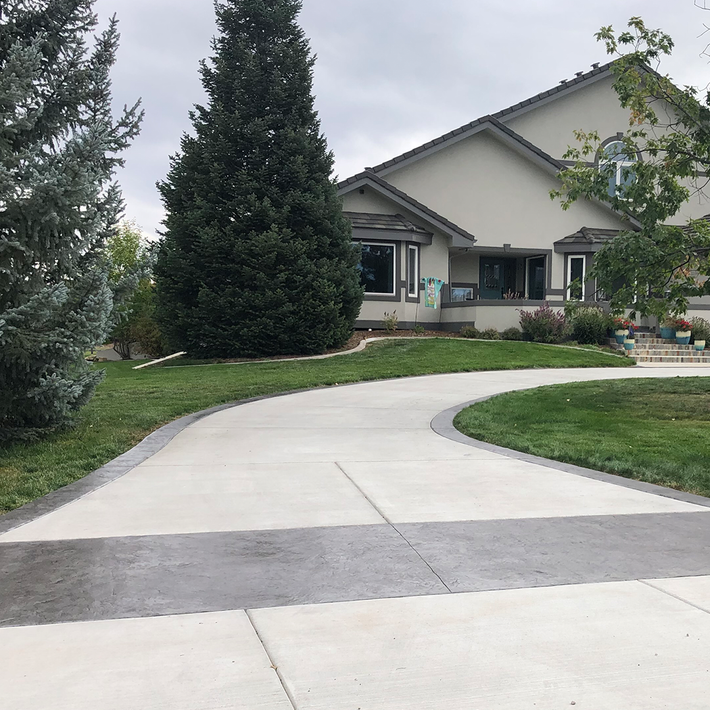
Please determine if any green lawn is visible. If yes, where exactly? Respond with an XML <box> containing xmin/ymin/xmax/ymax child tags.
<box><xmin>0</xmin><ymin>339</ymin><xmax>630</xmax><ymax>514</ymax></box>
<box><xmin>454</xmin><ymin>377</ymin><xmax>710</xmax><ymax>497</ymax></box>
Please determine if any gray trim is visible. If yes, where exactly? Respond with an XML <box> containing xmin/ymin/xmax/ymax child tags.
<box><xmin>442</xmin><ymin>299</ymin><xmax>551</xmax><ymax>309</ymax></box>
<box><xmin>405</xmin><ymin>243</ymin><xmax>422</xmax><ymax>304</ymax></box>
<box><xmin>338</xmin><ymin>172</ymin><xmax>476</xmax><ymax>245</ymax></box>
<box><xmin>352</xmin><ymin>227</ymin><xmax>432</xmax><ymax>245</ymax></box>
<box><xmin>371</xmin><ymin>117</ymin><xmax>565</xmax><ymax>180</ymax></box>
<box><xmin>546</xmin><ymin>288</ymin><xmax>566</xmax><ymax>296</ymax></box>
<box><xmin>430</xmin><ymin>395</ymin><xmax>710</xmax><ymax>509</ymax></box>
<box><xmin>358</xmin><ymin>240</ymin><xmax>401</xmax><ymax>301</ymax></box>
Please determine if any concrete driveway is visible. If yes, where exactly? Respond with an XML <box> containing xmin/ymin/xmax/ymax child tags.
<box><xmin>2</xmin><ymin>366</ymin><xmax>710</xmax><ymax>709</ymax></box>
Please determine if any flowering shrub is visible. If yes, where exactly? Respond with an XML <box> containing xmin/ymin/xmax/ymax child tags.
<box><xmin>613</xmin><ymin>317</ymin><xmax>632</xmax><ymax>330</ymax></box>
<box><xmin>674</xmin><ymin>318</ymin><xmax>692</xmax><ymax>332</ymax></box>
<box><xmin>519</xmin><ymin>304</ymin><xmax>566</xmax><ymax>343</ymax></box>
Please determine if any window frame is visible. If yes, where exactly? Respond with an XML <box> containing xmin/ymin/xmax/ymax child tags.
<box><xmin>567</xmin><ymin>254</ymin><xmax>586</xmax><ymax>301</ymax></box>
<box><xmin>357</xmin><ymin>240</ymin><xmax>398</xmax><ymax>297</ymax></box>
<box><xmin>600</xmin><ymin>140</ymin><xmax>636</xmax><ymax>198</ymax></box>
<box><xmin>407</xmin><ymin>244</ymin><xmax>420</xmax><ymax>299</ymax></box>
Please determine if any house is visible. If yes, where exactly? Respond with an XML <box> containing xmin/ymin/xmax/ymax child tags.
<box><xmin>338</xmin><ymin>61</ymin><xmax>710</xmax><ymax>331</ymax></box>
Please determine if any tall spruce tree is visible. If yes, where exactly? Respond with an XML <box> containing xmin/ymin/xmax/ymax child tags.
<box><xmin>0</xmin><ymin>1</ymin><xmax>142</xmax><ymax>438</ymax></box>
<box><xmin>155</xmin><ymin>0</ymin><xmax>363</xmax><ymax>358</ymax></box>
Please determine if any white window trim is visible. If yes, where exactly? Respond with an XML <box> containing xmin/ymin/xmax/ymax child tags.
<box><xmin>359</xmin><ymin>241</ymin><xmax>397</xmax><ymax>297</ymax></box>
<box><xmin>602</xmin><ymin>141</ymin><xmax>635</xmax><ymax>197</ymax></box>
<box><xmin>407</xmin><ymin>244</ymin><xmax>419</xmax><ymax>298</ymax></box>
<box><xmin>567</xmin><ymin>254</ymin><xmax>586</xmax><ymax>300</ymax></box>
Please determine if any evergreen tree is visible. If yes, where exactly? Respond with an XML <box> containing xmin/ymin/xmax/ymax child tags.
<box><xmin>0</xmin><ymin>1</ymin><xmax>142</xmax><ymax>438</ymax></box>
<box><xmin>155</xmin><ymin>0</ymin><xmax>362</xmax><ymax>358</ymax></box>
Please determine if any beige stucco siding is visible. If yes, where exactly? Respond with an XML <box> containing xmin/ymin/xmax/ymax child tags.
<box><xmin>341</xmin><ymin>186</ymin><xmax>452</xmax><ymax>326</ymax></box>
<box><xmin>340</xmin><ymin>186</ymin><xmax>400</xmax><ymax>214</ymax></box>
<box><xmin>504</xmin><ymin>75</ymin><xmax>633</xmax><ymax>160</ymax></box>
<box><xmin>382</xmin><ymin>130</ymin><xmax>630</xmax><ymax>262</ymax></box>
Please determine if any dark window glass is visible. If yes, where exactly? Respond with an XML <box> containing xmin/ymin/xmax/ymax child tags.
<box><xmin>569</xmin><ymin>257</ymin><xmax>585</xmax><ymax>299</ymax></box>
<box><xmin>358</xmin><ymin>243</ymin><xmax>395</xmax><ymax>294</ymax></box>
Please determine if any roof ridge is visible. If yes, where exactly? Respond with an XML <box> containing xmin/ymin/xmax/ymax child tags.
<box><xmin>361</xmin><ymin>61</ymin><xmax>615</xmax><ymax>176</ymax></box>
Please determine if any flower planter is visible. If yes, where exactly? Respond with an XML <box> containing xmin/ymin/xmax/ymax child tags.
<box><xmin>694</xmin><ymin>339</ymin><xmax>706</xmax><ymax>352</ymax></box>
<box><xmin>623</xmin><ymin>339</ymin><xmax>635</xmax><ymax>351</ymax></box>
<box><xmin>614</xmin><ymin>329</ymin><xmax>628</xmax><ymax>344</ymax></box>
<box><xmin>676</xmin><ymin>331</ymin><xmax>691</xmax><ymax>345</ymax></box>
<box><xmin>660</xmin><ymin>326</ymin><xmax>676</xmax><ymax>340</ymax></box>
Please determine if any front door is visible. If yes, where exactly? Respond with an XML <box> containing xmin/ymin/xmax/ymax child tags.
<box><xmin>526</xmin><ymin>256</ymin><xmax>546</xmax><ymax>300</ymax></box>
<box><xmin>479</xmin><ymin>257</ymin><xmax>516</xmax><ymax>299</ymax></box>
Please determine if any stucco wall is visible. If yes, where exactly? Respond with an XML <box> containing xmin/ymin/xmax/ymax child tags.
<box><xmin>383</xmin><ymin>131</ymin><xmax>630</xmax><ymax>250</ymax></box>
<box><xmin>504</xmin><ymin>75</ymin><xmax>633</xmax><ymax>160</ymax></box>
<box><xmin>341</xmin><ymin>186</ymin><xmax>399</xmax><ymax>214</ymax></box>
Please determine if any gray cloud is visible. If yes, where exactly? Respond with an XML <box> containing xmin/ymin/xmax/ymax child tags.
<box><xmin>94</xmin><ymin>0</ymin><xmax>710</xmax><ymax>237</ymax></box>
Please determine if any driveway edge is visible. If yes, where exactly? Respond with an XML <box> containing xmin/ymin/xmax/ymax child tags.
<box><xmin>431</xmin><ymin>396</ymin><xmax>710</xmax><ymax>509</ymax></box>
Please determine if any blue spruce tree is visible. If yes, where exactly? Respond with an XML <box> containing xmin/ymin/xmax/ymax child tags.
<box><xmin>0</xmin><ymin>1</ymin><xmax>142</xmax><ymax>437</ymax></box>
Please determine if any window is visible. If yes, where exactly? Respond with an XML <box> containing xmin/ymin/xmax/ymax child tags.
<box><xmin>567</xmin><ymin>255</ymin><xmax>586</xmax><ymax>300</ymax></box>
<box><xmin>601</xmin><ymin>141</ymin><xmax>636</xmax><ymax>198</ymax></box>
<box><xmin>451</xmin><ymin>287</ymin><xmax>475</xmax><ymax>302</ymax></box>
<box><xmin>357</xmin><ymin>242</ymin><xmax>396</xmax><ymax>295</ymax></box>
<box><xmin>407</xmin><ymin>245</ymin><xmax>419</xmax><ymax>298</ymax></box>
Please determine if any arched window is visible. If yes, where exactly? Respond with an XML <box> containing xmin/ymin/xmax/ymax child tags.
<box><xmin>600</xmin><ymin>141</ymin><xmax>636</xmax><ymax>198</ymax></box>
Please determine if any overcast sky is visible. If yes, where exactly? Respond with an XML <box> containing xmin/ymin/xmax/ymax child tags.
<box><xmin>93</xmin><ymin>0</ymin><xmax>710</xmax><ymax>237</ymax></box>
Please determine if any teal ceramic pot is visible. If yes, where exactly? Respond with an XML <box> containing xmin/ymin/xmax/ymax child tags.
<box><xmin>660</xmin><ymin>326</ymin><xmax>676</xmax><ymax>340</ymax></box>
<box><xmin>676</xmin><ymin>331</ymin><xmax>691</xmax><ymax>345</ymax></box>
<box><xmin>694</xmin><ymin>340</ymin><xmax>706</xmax><ymax>351</ymax></box>
<box><xmin>623</xmin><ymin>340</ymin><xmax>635</xmax><ymax>351</ymax></box>
<box><xmin>614</xmin><ymin>329</ymin><xmax>627</xmax><ymax>344</ymax></box>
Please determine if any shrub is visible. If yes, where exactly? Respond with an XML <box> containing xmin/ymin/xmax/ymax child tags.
<box><xmin>501</xmin><ymin>327</ymin><xmax>522</xmax><ymax>341</ymax></box>
<box><xmin>519</xmin><ymin>304</ymin><xmax>566</xmax><ymax>343</ymax></box>
<box><xmin>382</xmin><ymin>311</ymin><xmax>398</xmax><ymax>334</ymax></box>
<box><xmin>479</xmin><ymin>328</ymin><xmax>501</xmax><ymax>340</ymax></box>
<box><xmin>566</xmin><ymin>305</ymin><xmax>612</xmax><ymax>345</ymax></box>
<box><xmin>413</xmin><ymin>324</ymin><xmax>425</xmax><ymax>335</ymax></box>
<box><xmin>460</xmin><ymin>325</ymin><xmax>479</xmax><ymax>339</ymax></box>
<box><xmin>691</xmin><ymin>317</ymin><xmax>710</xmax><ymax>341</ymax></box>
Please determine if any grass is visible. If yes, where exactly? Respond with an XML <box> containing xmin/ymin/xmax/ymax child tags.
<box><xmin>0</xmin><ymin>338</ymin><xmax>630</xmax><ymax>514</ymax></box>
<box><xmin>454</xmin><ymin>377</ymin><xmax>710</xmax><ymax>498</ymax></box>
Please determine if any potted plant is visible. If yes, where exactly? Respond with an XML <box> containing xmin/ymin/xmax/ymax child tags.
<box><xmin>659</xmin><ymin>316</ymin><xmax>677</xmax><ymax>340</ymax></box>
<box><xmin>674</xmin><ymin>318</ymin><xmax>692</xmax><ymax>345</ymax></box>
<box><xmin>691</xmin><ymin>317</ymin><xmax>710</xmax><ymax>351</ymax></box>
<box><xmin>612</xmin><ymin>317</ymin><xmax>631</xmax><ymax>344</ymax></box>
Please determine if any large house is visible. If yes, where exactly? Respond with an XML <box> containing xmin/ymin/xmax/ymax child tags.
<box><xmin>338</xmin><ymin>61</ymin><xmax>710</xmax><ymax>331</ymax></box>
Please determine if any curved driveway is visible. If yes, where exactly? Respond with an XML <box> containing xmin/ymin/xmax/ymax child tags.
<box><xmin>3</xmin><ymin>366</ymin><xmax>710</xmax><ymax>709</ymax></box>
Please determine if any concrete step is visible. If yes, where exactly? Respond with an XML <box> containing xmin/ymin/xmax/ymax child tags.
<box><xmin>631</xmin><ymin>355</ymin><xmax>710</xmax><ymax>365</ymax></box>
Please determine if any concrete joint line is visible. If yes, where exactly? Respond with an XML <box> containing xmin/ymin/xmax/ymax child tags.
<box><xmin>335</xmin><ymin>462</ymin><xmax>452</xmax><ymax>594</ymax></box>
<box><xmin>245</xmin><ymin>609</ymin><xmax>299</xmax><ymax>710</ymax></box>
<box><xmin>430</xmin><ymin>390</ymin><xmax>710</xmax><ymax>510</ymax></box>
<box><xmin>335</xmin><ymin>461</ymin><xmax>392</xmax><ymax>525</ymax></box>
<box><xmin>638</xmin><ymin>579</ymin><xmax>710</xmax><ymax>616</ymax></box>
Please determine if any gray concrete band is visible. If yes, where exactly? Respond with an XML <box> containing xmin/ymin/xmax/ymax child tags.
<box><xmin>2</xmin><ymin>512</ymin><xmax>710</xmax><ymax>628</ymax></box>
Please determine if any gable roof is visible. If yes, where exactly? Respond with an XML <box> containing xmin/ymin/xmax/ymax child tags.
<box><xmin>337</xmin><ymin>170</ymin><xmax>476</xmax><ymax>246</ymax></box>
<box><xmin>364</xmin><ymin>61</ymin><xmax>615</xmax><ymax>177</ymax></box>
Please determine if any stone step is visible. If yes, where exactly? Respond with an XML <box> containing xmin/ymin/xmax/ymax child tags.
<box><xmin>632</xmin><ymin>350</ymin><xmax>710</xmax><ymax>358</ymax></box>
<box><xmin>634</xmin><ymin>355</ymin><xmax>710</xmax><ymax>363</ymax></box>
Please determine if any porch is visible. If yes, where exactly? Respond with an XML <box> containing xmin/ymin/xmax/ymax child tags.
<box><xmin>447</xmin><ymin>247</ymin><xmax>553</xmax><ymax>303</ymax></box>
